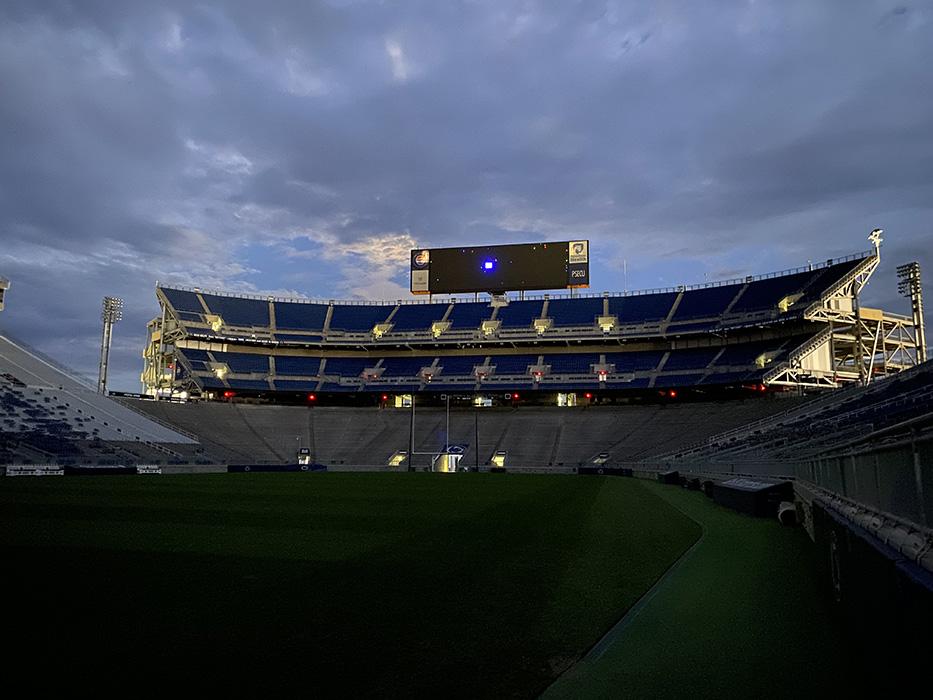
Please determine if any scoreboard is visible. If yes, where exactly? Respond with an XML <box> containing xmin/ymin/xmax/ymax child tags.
<box><xmin>410</xmin><ymin>241</ymin><xmax>589</xmax><ymax>295</ymax></box>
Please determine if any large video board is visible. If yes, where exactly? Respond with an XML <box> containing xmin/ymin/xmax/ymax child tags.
<box><xmin>410</xmin><ymin>241</ymin><xmax>589</xmax><ymax>295</ymax></box>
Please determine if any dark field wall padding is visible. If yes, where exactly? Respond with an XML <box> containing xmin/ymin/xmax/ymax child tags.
<box><xmin>811</xmin><ymin>502</ymin><xmax>933</xmax><ymax>685</ymax></box>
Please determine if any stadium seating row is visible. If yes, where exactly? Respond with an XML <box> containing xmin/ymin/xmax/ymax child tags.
<box><xmin>662</xmin><ymin>359</ymin><xmax>933</xmax><ymax>464</ymax></box>
<box><xmin>175</xmin><ymin>336</ymin><xmax>806</xmax><ymax>393</ymax></box>
<box><xmin>158</xmin><ymin>256</ymin><xmax>867</xmax><ymax>337</ymax></box>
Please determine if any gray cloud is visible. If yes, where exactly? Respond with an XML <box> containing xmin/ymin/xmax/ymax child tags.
<box><xmin>0</xmin><ymin>0</ymin><xmax>931</xmax><ymax>389</ymax></box>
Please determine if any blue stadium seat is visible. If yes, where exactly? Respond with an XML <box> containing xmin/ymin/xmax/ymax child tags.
<box><xmin>488</xmin><ymin>354</ymin><xmax>538</xmax><ymax>374</ymax></box>
<box><xmin>729</xmin><ymin>270</ymin><xmax>816</xmax><ymax>313</ymax></box>
<box><xmin>329</xmin><ymin>305</ymin><xmax>393</xmax><ymax>332</ymax></box>
<box><xmin>201</xmin><ymin>294</ymin><xmax>270</xmax><ymax>327</ymax></box>
<box><xmin>274</xmin><ymin>356</ymin><xmax>322</xmax><ymax>376</ymax></box>
<box><xmin>547</xmin><ymin>298</ymin><xmax>603</xmax><ymax>326</ymax></box>
<box><xmin>446</xmin><ymin>302</ymin><xmax>492</xmax><ymax>330</ymax></box>
<box><xmin>605</xmin><ymin>351</ymin><xmax>665</xmax><ymax>373</ymax></box>
<box><xmin>796</xmin><ymin>258</ymin><xmax>867</xmax><ymax>306</ymax></box>
<box><xmin>663</xmin><ymin>348</ymin><xmax>721</xmax><ymax>371</ymax></box>
<box><xmin>211</xmin><ymin>352</ymin><xmax>270</xmax><ymax>374</ymax></box>
<box><xmin>379</xmin><ymin>357</ymin><xmax>430</xmax><ymax>376</ymax></box>
<box><xmin>321</xmin><ymin>357</ymin><xmax>371</xmax><ymax>376</ymax></box>
<box><xmin>543</xmin><ymin>354</ymin><xmax>599</xmax><ymax>373</ymax></box>
<box><xmin>436</xmin><ymin>355</ymin><xmax>487</xmax><ymax>376</ymax></box>
<box><xmin>496</xmin><ymin>300</ymin><xmax>543</xmax><ymax>328</ymax></box>
<box><xmin>608</xmin><ymin>293</ymin><xmax>678</xmax><ymax>324</ymax></box>
<box><xmin>275</xmin><ymin>301</ymin><xmax>329</xmax><ymax>331</ymax></box>
<box><xmin>715</xmin><ymin>341</ymin><xmax>779</xmax><ymax>367</ymax></box>
<box><xmin>673</xmin><ymin>285</ymin><xmax>742</xmax><ymax>321</ymax></box>
<box><xmin>389</xmin><ymin>303</ymin><xmax>450</xmax><ymax>332</ymax></box>
<box><xmin>160</xmin><ymin>287</ymin><xmax>204</xmax><ymax>315</ymax></box>
<box><xmin>177</xmin><ymin>348</ymin><xmax>210</xmax><ymax>362</ymax></box>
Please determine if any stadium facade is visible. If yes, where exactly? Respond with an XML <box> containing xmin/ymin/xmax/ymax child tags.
<box><xmin>142</xmin><ymin>238</ymin><xmax>924</xmax><ymax>400</ymax></box>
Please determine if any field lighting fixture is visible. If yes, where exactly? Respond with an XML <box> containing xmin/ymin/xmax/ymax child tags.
<box><xmin>897</xmin><ymin>261</ymin><xmax>926</xmax><ymax>362</ymax></box>
<box><xmin>97</xmin><ymin>296</ymin><xmax>124</xmax><ymax>394</ymax></box>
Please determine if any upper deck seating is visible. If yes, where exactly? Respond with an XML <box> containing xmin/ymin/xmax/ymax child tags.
<box><xmin>608</xmin><ymin>293</ymin><xmax>678</xmax><ymax>325</ymax></box>
<box><xmin>389</xmin><ymin>304</ymin><xmax>449</xmax><ymax>332</ymax></box>
<box><xmin>547</xmin><ymin>298</ymin><xmax>603</xmax><ymax>326</ymax></box>
<box><xmin>275</xmin><ymin>301</ymin><xmax>328</xmax><ymax>331</ymax></box>
<box><xmin>201</xmin><ymin>294</ymin><xmax>270</xmax><ymax>327</ymax></box>
<box><xmin>672</xmin><ymin>285</ymin><xmax>741</xmax><ymax>321</ymax></box>
<box><xmin>497</xmin><ymin>300</ymin><xmax>543</xmax><ymax>328</ymax></box>
<box><xmin>329</xmin><ymin>305</ymin><xmax>392</xmax><ymax>332</ymax></box>
<box><xmin>728</xmin><ymin>270</ymin><xmax>815</xmax><ymax>314</ymax></box>
<box><xmin>446</xmin><ymin>302</ymin><xmax>492</xmax><ymax>330</ymax></box>
<box><xmin>161</xmin><ymin>288</ymin><xmax>204</xmax><ymax>316</ymax></box>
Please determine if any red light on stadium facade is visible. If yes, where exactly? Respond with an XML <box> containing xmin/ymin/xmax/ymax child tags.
<box><xmin>585</xmin><ymin>392</ymin><xmax>593</xmax><ymax>399</ymax></box>
<box><xmin>669</xmin><ymin>389</ymin><xmax>678</xmax><ymax>398</ymax></box>
<box><xmin>307</xmin><ymin>393</ymin><xmax>316</xmax><ymax>401</ymax></box>
<box><xmin>222</xmin><ymin>390</ymin><xmax>235</xmax><ymax>398</ymax></box>
<box><xmin>513</xmin><ymin>393</ymin><xmax>519</xmax><ymax>399</ymax></box>
<box><xmin>381</xmin><ymin>394</ymin><xmax>388</xmax><ymax>401</ymax></box>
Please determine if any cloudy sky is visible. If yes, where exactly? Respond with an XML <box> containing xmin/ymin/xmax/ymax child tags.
<box><xmin>1</xmin><ymin>0</ymin><xmax>930</xmax><ymax>391</ymax></box>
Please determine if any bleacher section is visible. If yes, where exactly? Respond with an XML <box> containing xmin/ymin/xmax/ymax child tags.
<box><xmin>127</xmin><ymin>396</ymin><xmax>801</xmax><ymax>468</ymax></box>
<box><xmin>663</xmin><ymin>360</ymin><xmax>933</xmax><ymax>466</ymax></box>
<box><xmin>0</xmin><ymin>334</ymin><xmax>202</xmax><ymax>466</ymax></box>
<box><xmin>178</xmin><ymin>338</ymin><xmax>803</xmax><ymax>394</ymax></box>
<box><xmin>275</xmin><ymin>301</ymin><xmax>328</xmax><ymax>331</ymax></box>
<box><xmin>151</xmin><ymin>253</ymin><xmax>875</xmax><ymax>396</ymax></box>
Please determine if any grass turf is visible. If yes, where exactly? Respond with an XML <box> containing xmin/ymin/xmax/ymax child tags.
<box><xmin>0</xmin><ymin>473</ymin><xmax>699</xmax><ymax>697</ymax></box>
<box><xmin>545</xmin><ymin>481</ymin><xmax>875</xmax><ymax>699</ymax></box>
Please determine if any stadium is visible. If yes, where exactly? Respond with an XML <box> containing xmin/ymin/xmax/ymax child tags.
<box><xmin>2</xmin><ymin>233</ymin><xmax>931</xmax><ymax>696</ymax></box>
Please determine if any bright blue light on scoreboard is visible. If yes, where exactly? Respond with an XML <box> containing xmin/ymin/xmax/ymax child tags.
<box><xmin>482</xmin><ymin>259</ymin><xmax>495</xmax><ymax>272</ymax></box>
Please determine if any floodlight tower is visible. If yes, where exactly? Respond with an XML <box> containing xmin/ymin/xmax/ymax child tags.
<box><xmin>0</xmin><ymin>276</ymin><xmax>9</xmax><ymax>312</ymax></box>
<box><xmin>897</xmin><ymin>261</ymin><xmax>926</xmax><ymax>363</ymax></box>
<box><xmin>98</xmin><ymin>296</ymin><xmax>124</xmax><ymax>394</ymax></box>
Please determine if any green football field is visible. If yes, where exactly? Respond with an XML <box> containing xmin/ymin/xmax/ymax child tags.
<box><xmin>0</xmin><ymin>473</ymin><xmax>868</xmax><ymax>696</ymax></box>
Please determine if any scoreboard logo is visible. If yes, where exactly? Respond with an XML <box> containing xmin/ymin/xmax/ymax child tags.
<box><xmin>569</xmin><ymin>240</ymin><xmax>588</xmax><ymax>264</ymax></box>
<box><xmin>412</xmin><ymin>249</ymin><xmax>430</xmax><ymax>268</ymax></box>
<box><xmin>410</xmin><ymin>249</ymin><xmax>430</xmax><ymax>294</ymax></box>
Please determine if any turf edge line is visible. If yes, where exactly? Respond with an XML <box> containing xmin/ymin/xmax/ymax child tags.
<box><xmin>544</xmin><ymin>486</ymin><xmax>707</xmax><ymax>693</ymax></box>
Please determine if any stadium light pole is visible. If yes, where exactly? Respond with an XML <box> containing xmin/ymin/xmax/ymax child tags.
<box><xmin>97</xmin><ymin>296</ymin><xmax>124</xmax><ymax>395</ymax></box>
<box><xmin>897</xmin><ymin>261</ymin><xmax>926</xmax><ymax>363</ymax></box>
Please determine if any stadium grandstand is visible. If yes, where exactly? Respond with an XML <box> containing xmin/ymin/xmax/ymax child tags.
<box><xmin>141</xmin><ymin>240</ymin><xmax>923</xmax><ymax>402</ymax></box>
